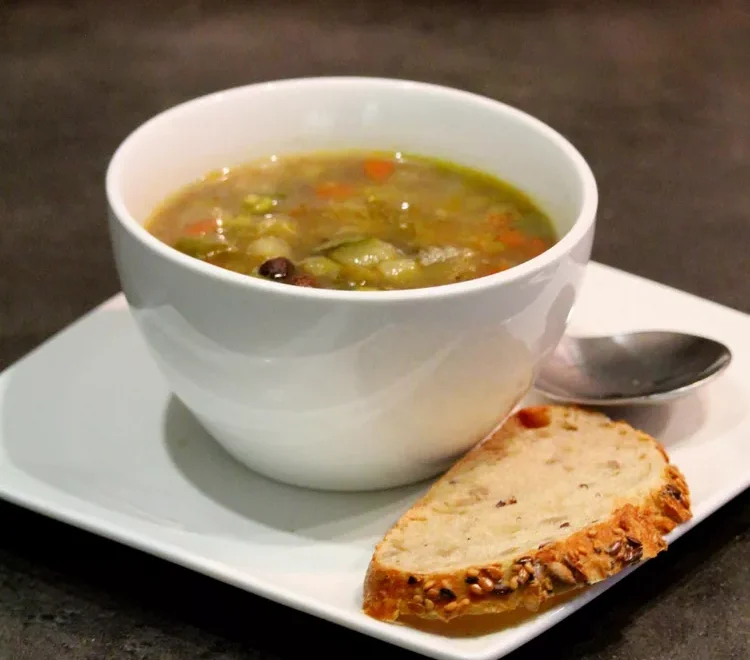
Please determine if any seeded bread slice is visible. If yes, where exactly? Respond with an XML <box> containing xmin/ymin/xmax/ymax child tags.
<box><xmin>363</xmin><ymin>405</ymin><xmax>692</xmax><ymax>622</ymax></box>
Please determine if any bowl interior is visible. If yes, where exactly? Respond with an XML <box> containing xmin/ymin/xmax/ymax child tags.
<box><xmin>108</xmin><ymin>78</ymin><xmax>592</xmax><ymax>242</ymax></box>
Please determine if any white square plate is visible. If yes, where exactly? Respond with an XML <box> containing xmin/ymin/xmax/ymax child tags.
<box><xmin>1</xmin><ymin>262</ymin><xmax>748</xmax><ymax>660</ymax></box>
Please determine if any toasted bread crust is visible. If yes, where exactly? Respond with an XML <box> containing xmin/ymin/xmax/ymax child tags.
<box><xmin>362</xmin><ymin>406</ymin><xmax>692</xmax><ymax>622</ymax></box>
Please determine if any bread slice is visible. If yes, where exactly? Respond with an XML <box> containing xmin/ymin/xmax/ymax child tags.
<box><xmin>363</xmin><ymin>405</ymin><xmax>692</xmax><ymax>622</ymax></box>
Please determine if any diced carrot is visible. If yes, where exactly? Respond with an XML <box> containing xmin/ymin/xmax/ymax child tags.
<box><xmin>496</xmin><ymin>228</ymin><xmax>528</xmax><ymax>248</ymax></box>
<box><xmin>315</xmin><ymin>182</ymin><xmax>354</xmax><ymax>200</ymax></box>
<box><xmin>363</xmin><ymin>158</ymin><xmax>395</xmax><ymax>181</ymax></box>
<box><xmin>183</xmin><ymin>218</ymin><xmax>218</xmax><ymax>236</ymax></box>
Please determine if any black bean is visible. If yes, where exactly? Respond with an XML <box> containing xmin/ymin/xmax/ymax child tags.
<box><xmin>259</xmin><ymin>257</ymin><xmax>294</xmax><ymax>280</ymax></box>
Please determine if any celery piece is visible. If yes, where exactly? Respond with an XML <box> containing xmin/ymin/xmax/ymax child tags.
<box><xmin>340</xmin><ymin>263</ymin><xmax>380</xmax><ymax>287</ymax></box>
<box><xmin>299</xmin><ymin>256</ymin><xmax>342</xmax><ymax>280</ymax></box>
<box><xmin>376</xmin><ymin>258</ymin><xmax>420</xmax><ymax>285</ymax></box>
<box><xmin>173</xmin><ymin>236</ymin><xmax>229</xmax><ymax>260</ymax></box>
<box><xmin>242</xmin><ymin>194</ymin><xmax>277</xmax><ymax>215</ymax></box>
<box><xmin>220</xmin><ymin>215</ymin><xmax>258</xmax><ymax>243</ymax></box>
<box><xmin>314</xmin><ymin>234</ymin><xmax>368</xmax><ymax>253</ymax></box>
<box><xmin>329</xmin><ymin>237</ymin><xmax>400</xmax><ymax>267</ymax></box>
<box><xmin>255</xmin><ymin>215</ymin><xmax>298</xmax><ymax>240</ymax></box>
<box><xmin>247</xmin><ymin>236</ymin><xmax>292</xmax><ymax>259</ymax></box>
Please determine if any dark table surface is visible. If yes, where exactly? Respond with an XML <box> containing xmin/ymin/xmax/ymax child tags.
<box><xmin>2</xmin><ymin>1</ymin><xmax>749</xmax><ymax>658</ymax></box>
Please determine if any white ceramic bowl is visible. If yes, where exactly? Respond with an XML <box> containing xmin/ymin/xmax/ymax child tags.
<box><xmin>106</xmin><ymin>77</ymin><xmax>597</xmax><ymax>491</ymax></box>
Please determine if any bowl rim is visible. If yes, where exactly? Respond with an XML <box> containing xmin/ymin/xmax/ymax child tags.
<box><xmin>105</xmin><ymin>76</ymin><xmax>598</xmax><ymax>304</ymax></box>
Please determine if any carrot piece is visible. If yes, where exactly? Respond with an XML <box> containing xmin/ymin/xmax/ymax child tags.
<box><xmin>315</xmin><ymin>182</ymin><xmax>354</xmax><ymax>200</ymax></box>
<box><xmin>184</xmin><ymin>218</ymin><xmax>218</xmax><ymax>236</ymax></box>
<box><xmin>363</xmin><ymin>158</ymin><xmax>395</xmax><ymax>181</ymax></box>
<box><xmin>495</xmin><ymin>228</ymin><xmax>528</xmax><ymax>248</ymax></box>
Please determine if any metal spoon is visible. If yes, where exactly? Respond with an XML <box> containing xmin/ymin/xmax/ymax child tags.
<box><xmin>534</xmin><ymin>331</ymin><xmax>732</xmax><ymax>406</ymax></box>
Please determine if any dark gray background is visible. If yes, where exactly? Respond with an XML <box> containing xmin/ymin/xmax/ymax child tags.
<box><xmin>1</xmin><ymin>1</ymin><xmax>748</xmax><ymax>658</ymax></box>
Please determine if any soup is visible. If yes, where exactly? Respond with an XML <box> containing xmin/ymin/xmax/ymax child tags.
<box><xmin>145</xmin><ymin>151</ymin><xmax>557</xmax><ymax>291</ymax></box>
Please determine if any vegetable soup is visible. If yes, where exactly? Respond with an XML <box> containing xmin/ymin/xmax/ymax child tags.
<box><xmin>145</xmin><ymin>151</ymin><xmax>557</xmax><ymax>291</ymax></box>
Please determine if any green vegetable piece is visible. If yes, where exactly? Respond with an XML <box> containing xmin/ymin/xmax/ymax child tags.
<box><xmin>376</xmin><ymin>258</ymin><xmax>420</xmax><ymax>285</ymax></box>
<box><xmin>255</xmin><ymin>215</ymin><xmax>298</xmax><ymax>239</ymax></box>
<box><xmin>314</xmin><ymin>234</ymin><xmax>368</xmax><ymax>253</ymax></box>
<box><xmin>221</xmin><ymin>214</ymin><xmax>256</xmax><ymax>229</ymax></box>
<box><xmin>247</xmin><ymin>236</ymin><xmax>292</xmax><ymax>259</ymax></box>
<box><xmin>340</xmin><ymin>263</ymin><xmax>379</xmax><ymax>287</ymax></box>
<box><xmin>219</xmin><ymin>216</ymin><xmax>258</xmax><ymax>242</ymax></box>
<box><xmin>299</xmin><ymin>256</ymin><xmax>342</xmax><ymax>280</ymax></box>
<box><xmin>242</xmin><ymin>194</ymin><xmax>277</xmax><ymax>215</ymax></box>
<box><xmin>329</xmin><ymin>238</ymin><xmax>400</xmax><ymax>267</ymax></box>
<box><xmin>173</xmin><ymin>236</ymin><xmax>230</xmax><ymax>260</ymax></box>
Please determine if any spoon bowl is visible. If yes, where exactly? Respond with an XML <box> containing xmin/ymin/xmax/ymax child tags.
<box><xmin>534</xmin><ymin>331</ymin><xmax>732</xmax><ymax>406</ymax></box>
